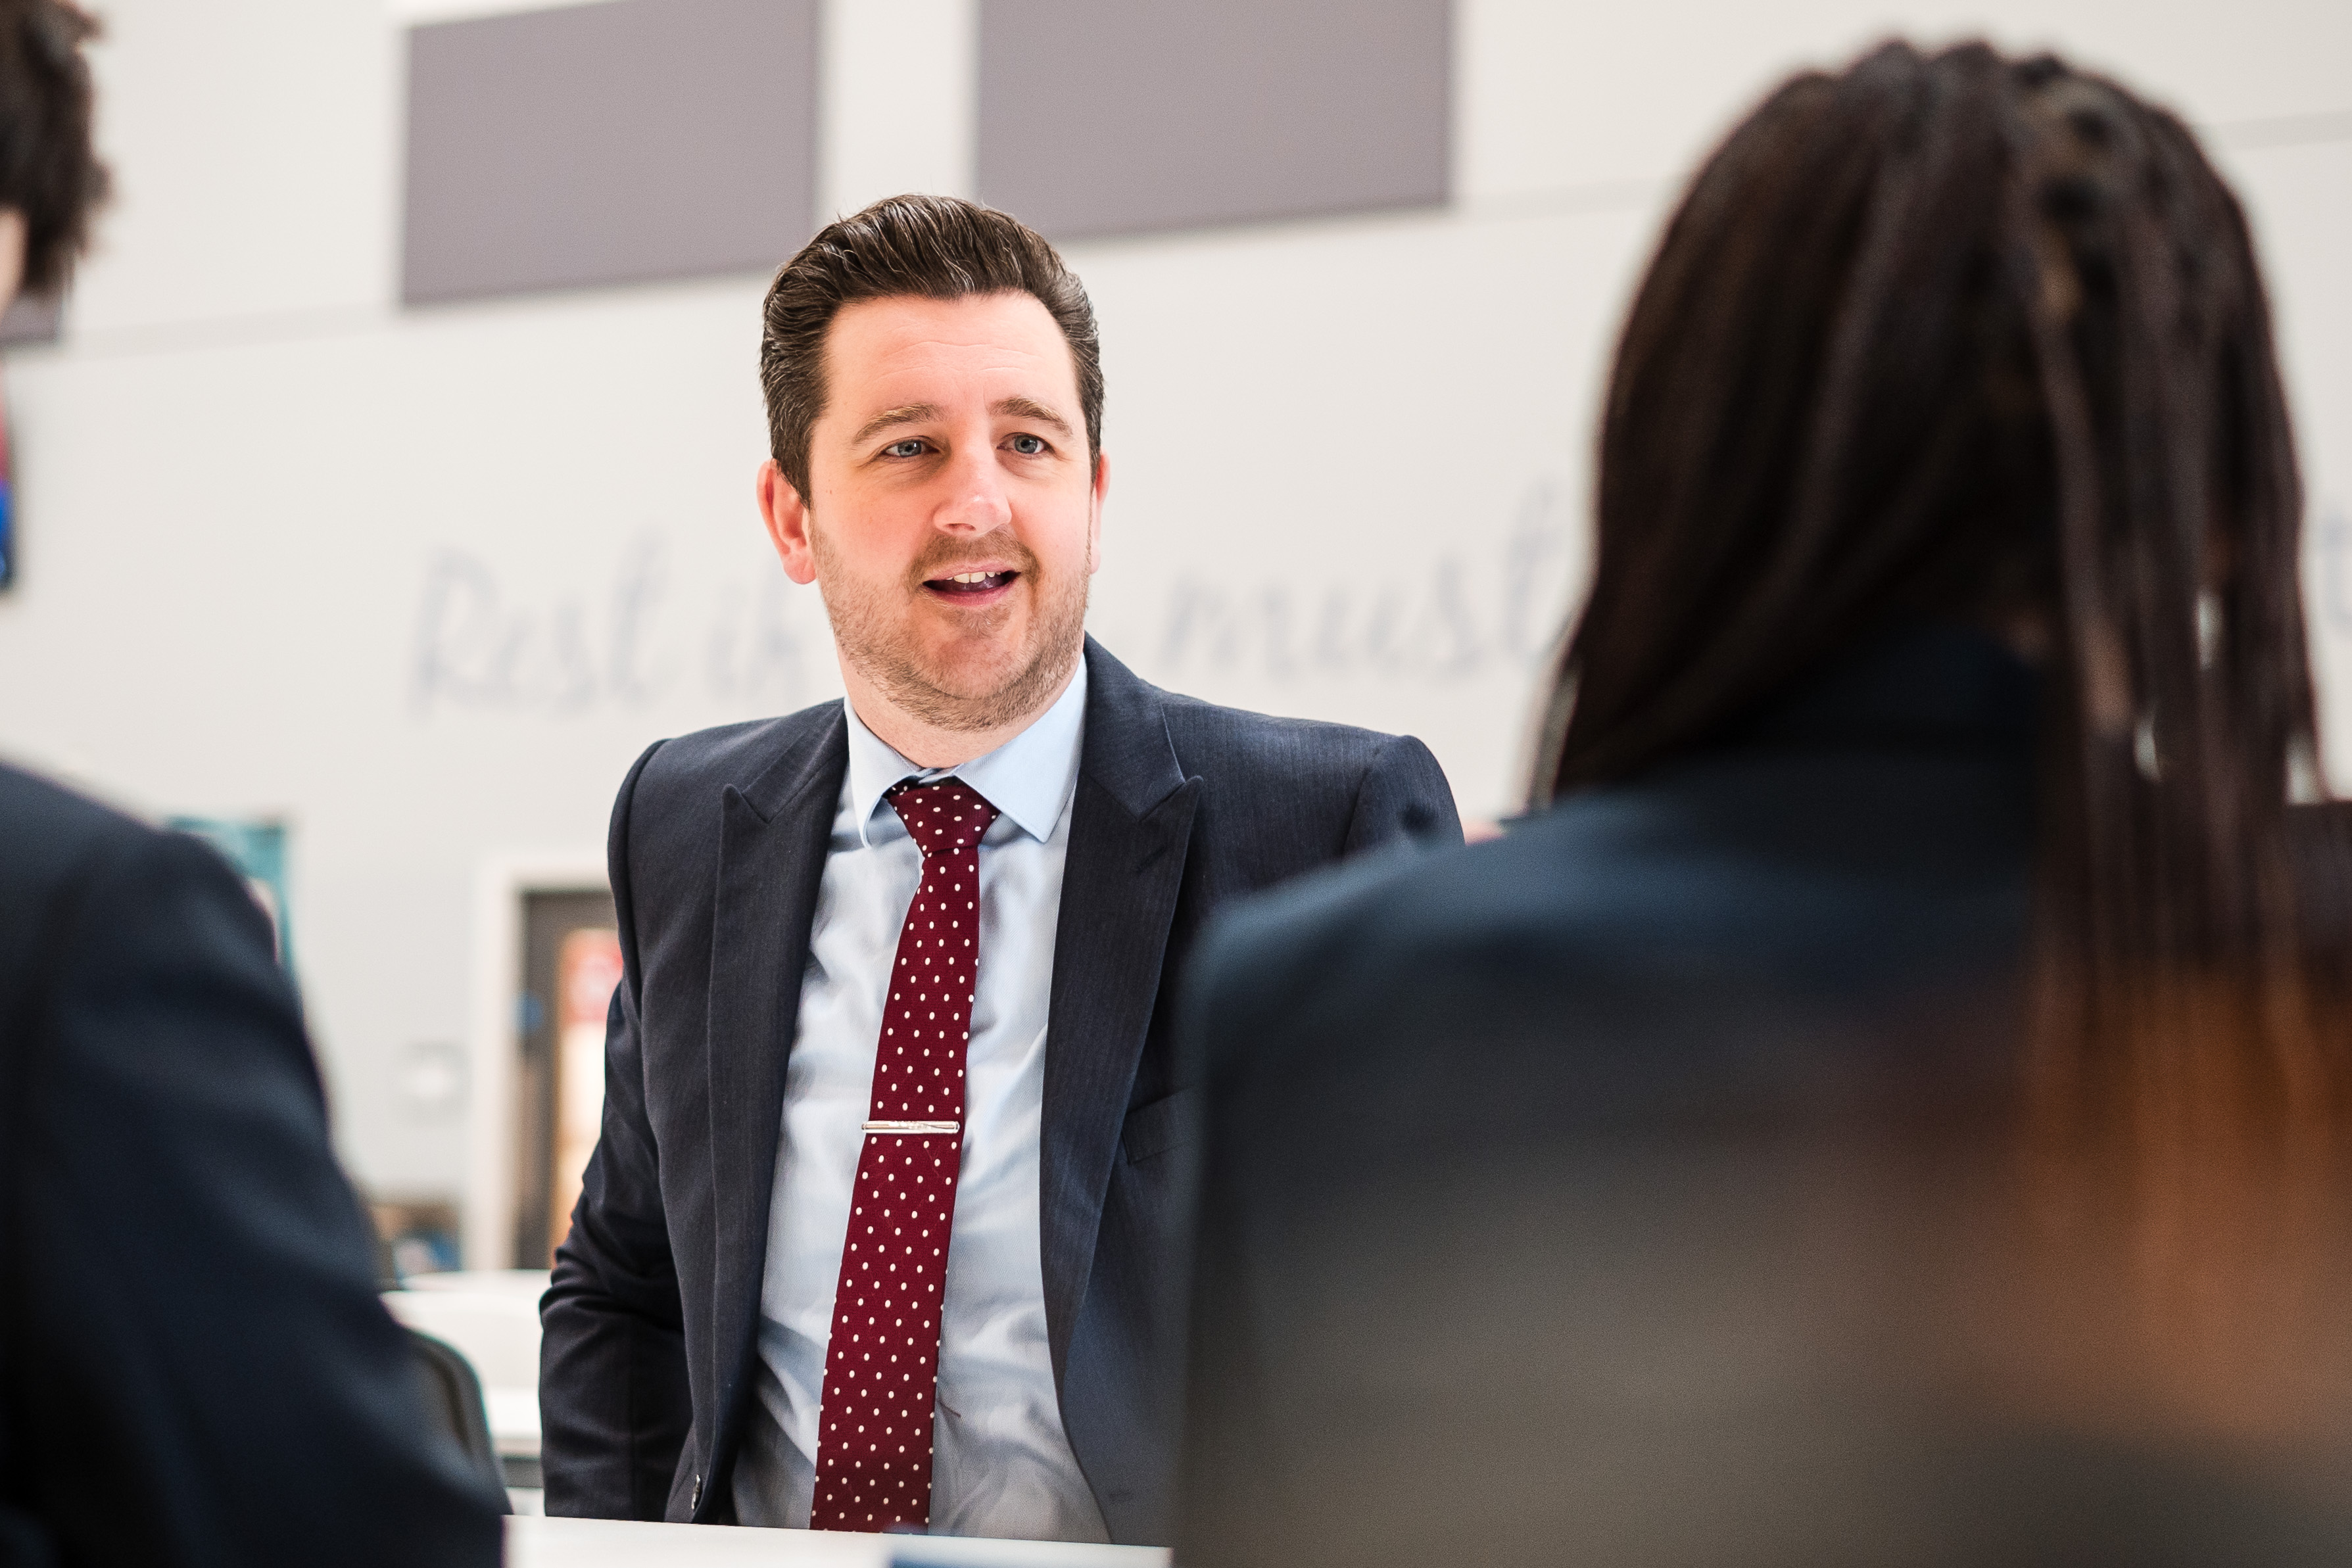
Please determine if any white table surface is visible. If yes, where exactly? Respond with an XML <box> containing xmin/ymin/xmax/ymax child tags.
<box><xmin>503</xmin><ymin>1517</ymin><xmax>1169</xmax><ymax>1567</ymax></box>
<box><xmin>383</xmin><ymin>1273</ymin><xmax>548</xmax><ymax>1457</ymax></box>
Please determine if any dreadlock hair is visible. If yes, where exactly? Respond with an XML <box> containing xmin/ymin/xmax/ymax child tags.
<box><xmin>1533</xmin><ymin>41</ymin><xmax>2349</xmax><ymax>1442</ymax></box>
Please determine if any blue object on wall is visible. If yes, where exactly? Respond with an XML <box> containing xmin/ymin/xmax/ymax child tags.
<box><xmin>0</xmin><ymin>364</ymin><xmax>14</xmax><ymax>590</ymax></box>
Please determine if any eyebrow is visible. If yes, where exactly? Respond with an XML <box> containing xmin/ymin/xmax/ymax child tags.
<box><xmin>846</xmin><ymin>396</ymin><xmax>1076</xmax><ymax>449</ymax></box>
<box><xmin>990</xmin><ymin>396</ymin><xmax>1074</xmax><ymax>437</ymax></box>
<box><xmin>848</xmin><ymin>402</ymin><xmax>940</xmax><ymax>447</ymax></box>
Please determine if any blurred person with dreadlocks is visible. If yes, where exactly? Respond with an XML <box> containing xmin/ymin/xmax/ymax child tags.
<box><xmin>1172</xmin><ymin>40</ymin><xmax>2352</xmax><ymax>1568</ymax></box>
<box><xmin>0</xmin><ymin>5</ymin><xmax>503</xmax><ymax>1562</ymax></box>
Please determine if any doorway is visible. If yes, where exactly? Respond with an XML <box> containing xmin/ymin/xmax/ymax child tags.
<box><xmin>514</xmin><ymin>890</ymin><xmax>619</xmax><ymax>1270</ymax></box>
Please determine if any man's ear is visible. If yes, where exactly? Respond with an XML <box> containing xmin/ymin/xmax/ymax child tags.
<box><xmin>758</xmin><ymin>459</ymin><xmax>820</xmax><ymax>585</ymax></box>
<box><xmin>1087</xmin><ymin>450</ymin><xmax>1109</xmax><ymax>576</ymax></box>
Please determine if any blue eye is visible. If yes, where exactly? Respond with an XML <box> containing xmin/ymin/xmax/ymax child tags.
<box><xmin>1009</xmin><ymin>434</ymin><xmax>1047</xmax><ymax>456</ymax></box>
<box><xmin>883</xmin><ymin>439</ymin><xmax>924</xmax><ymax>458</ymax></box>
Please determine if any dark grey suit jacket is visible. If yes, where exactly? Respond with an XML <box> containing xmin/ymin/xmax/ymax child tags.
<box><xmin>539</xmin><ymin>638</ymin><xmax>1458</xmax><ymax>1544</ymax></box>
<box><xmin>0</xmin><ymin>764</ymin><xmax>504</xmax><ymax>1567</ymax></box>
<box><xmin>1173</xmin><ymin>625</ymin><xmax>2352</xmax><ymax>1568</ymax></box>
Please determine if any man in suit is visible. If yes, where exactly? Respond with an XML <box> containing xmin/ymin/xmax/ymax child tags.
<box><xmin>0</xmin><ymin>4</ymin><xmax>504</xmax><ymax>1562</ymax></box>
<box><xmin>539</xmin><ymin>194</ymin><xmax>1459</xmax><ymax>1546</ymax></box>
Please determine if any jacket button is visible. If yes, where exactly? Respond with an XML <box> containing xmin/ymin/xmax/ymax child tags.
<box><xmin>691</xmin><ymin>1475</ymin><xmax>703</xmax><ymax>1509</ymax></box>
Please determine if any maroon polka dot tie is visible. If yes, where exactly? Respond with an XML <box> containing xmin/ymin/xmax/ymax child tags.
<box><xmin>809</xmin><ymin>777</ymin><xmax>998</xmax><ymax>1534</ymax></box>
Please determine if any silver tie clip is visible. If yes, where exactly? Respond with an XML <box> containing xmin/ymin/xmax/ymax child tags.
<box><xmin>861</xmin><ymin>1120</ymin><xmax>961</xmax><ymax>1135</ymax></box>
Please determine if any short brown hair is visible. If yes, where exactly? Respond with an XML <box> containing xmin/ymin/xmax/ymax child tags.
<box><xmin>0</xmin><ymin>0</ymin><xmax>103</xmax><ymax>294</ymax></box>
<box><xmin>758</xmin><ymin>195</ymin><xmax>1103</xmax><ymax>499</ymax></box>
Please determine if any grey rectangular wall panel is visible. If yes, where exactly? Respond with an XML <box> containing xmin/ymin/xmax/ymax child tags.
<box><xmin>976</xmin><ymin>0</ymin><xmax>1450</xmax><ymax>240</ymax></box>
<box><xmin>402</xmin><ymin>0</ymin><xmax>817</xmax><ymax>305</ymax></box>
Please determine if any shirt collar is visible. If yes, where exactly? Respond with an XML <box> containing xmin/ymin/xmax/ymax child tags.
<box><xmin>842</xmin><ymin>655</ymin><xmax>1089</xmax><ymax>849</ymax></box>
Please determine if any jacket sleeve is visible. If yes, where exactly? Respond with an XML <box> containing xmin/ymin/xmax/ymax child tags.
<box><xmin>7</xmin><ymin>827</ymin><xmax>504</xmax><ymax>1567</ymax></box>
<box><xmin>539</xmin><ymin>741</ymin><xmax>694</xmax><ymax>1519</ymax></box>
<box><xmin>1342</xmin><ymin>734</ymin><xmax>1462</xmax><ymax>854</ymax></box>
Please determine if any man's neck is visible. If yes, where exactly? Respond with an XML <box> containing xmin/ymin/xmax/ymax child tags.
<box><xmin>839</xmin><ymin>650</ymin><xmax>1083</xmax><ymax>769</ymax></box>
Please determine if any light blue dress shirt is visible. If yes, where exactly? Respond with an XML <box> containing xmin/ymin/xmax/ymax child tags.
<box><xmin>733</xmin><ymin>661</ymin><xmax>1107</xmax><ymax>1542</ymax></box>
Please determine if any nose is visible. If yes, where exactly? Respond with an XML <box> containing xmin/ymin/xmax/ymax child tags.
<box><xmin>933</xmin><ymin>441</ymin><xmax>1011</xmax><ymax>536</ymax></box>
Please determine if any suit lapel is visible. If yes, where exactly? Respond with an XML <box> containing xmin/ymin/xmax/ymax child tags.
<box><xmin>704</xmin><ymin>705</ymin><xmax>847</xmax><ymax>1475</ymax></box>
<box><xmin>1040</xmin><ymin>641</ymin><xmax>1199</xmax><ymax>1383</ymax></box>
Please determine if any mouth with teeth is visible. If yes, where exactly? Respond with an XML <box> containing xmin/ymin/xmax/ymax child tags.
<box><xmin>923</xmin><ymin>568</ymin><xmax>1019</xmax><ymax>602</ymax></box>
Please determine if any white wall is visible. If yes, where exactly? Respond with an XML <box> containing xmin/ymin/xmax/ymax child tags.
<box><xmin>0</xmin><ymin>0</ymin><xmax>2343</xmax><ymax>1208</ymax></box>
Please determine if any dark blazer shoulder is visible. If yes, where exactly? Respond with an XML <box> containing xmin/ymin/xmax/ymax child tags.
<box><xmin>1158</xmin><ymin>688</ymin><xmax>1419</xmax><ymax>782</ymax></box>
<box><xmin>1082</xmin><ymin>641</ymin><xmax>1459</xmax><ymax>847</ymax></box>
<box><xmin>627</xmin><ymin>701</ymin><xmax>846</xmax><ymax>811</ymax></box>
<box><xmin>0</xmin><ymin>764</ymin><xmax>241</xmax><ymax>1010</ymax></box>
<box><xmin>0</xmin><ymin>760</ymin><xmax>162</xmax><ymax>903</ymax></box>
<box><xmin>1183</xmin><ymin>829</ymin><xmax>1479</xmax><ymax>1064</ymax></box>
<box><xmin>612</xmin><ymin>700</ymin><xmax>848</xmax><ymax>868</ymax></box>
<box><xmin>1195</xmin><ymin>784</ymin><xmax>1719</xmax><ymax>994</ymax></box>
<box><xmin>1188</xmin><ymin>746</ymin><xmax>2036</xmax><ymax>1091</ymax></box>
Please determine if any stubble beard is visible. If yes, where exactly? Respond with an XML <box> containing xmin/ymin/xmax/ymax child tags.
<box><xmin>815</xmin><ymin>527</ymin><xmax>1090</xmax><ymax>734</ymax></box>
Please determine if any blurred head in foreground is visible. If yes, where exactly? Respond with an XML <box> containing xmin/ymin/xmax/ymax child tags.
<box><xmin>0</xmin><ymin>0</ymin><xmax>103</xmax><ymax>304</ymax></box>
<box><xmin>1176</xmin><ymin>39</ymin><xmax>2351</xmax><ymax>1568</ymax></box>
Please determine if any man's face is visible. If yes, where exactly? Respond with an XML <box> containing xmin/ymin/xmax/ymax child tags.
<box><xmin>763</xmin><ymin>291</ymin><xmax>1103</xmax><ymax>734</ymax></box>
